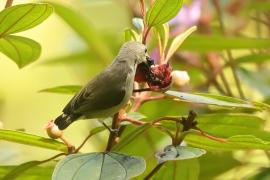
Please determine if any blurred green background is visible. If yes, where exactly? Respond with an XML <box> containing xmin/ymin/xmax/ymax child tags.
<box><xmin>0</xmin><ymin>0</ymin><xmax>270</xmax><ymax>179</ymax></box>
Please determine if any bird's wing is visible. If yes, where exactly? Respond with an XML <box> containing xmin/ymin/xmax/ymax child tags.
<box><xmin>63</xmin><ymin>61</ymin><xmax>132</xmax><ymax>116</ymax></box>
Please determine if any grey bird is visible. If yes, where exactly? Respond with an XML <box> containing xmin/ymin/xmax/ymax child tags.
<box><xmin>54</xmin><ymin>41</ymin><xmax>150</xmax><ymax>130</ymax></box>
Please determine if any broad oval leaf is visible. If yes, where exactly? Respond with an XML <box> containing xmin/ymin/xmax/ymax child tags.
<box><xmin>0</xmin><ymin>35</ymin><xmax>41</xmax><ymax>68</ymax></box>
<box><xmin>165</xmin><ymin>90</ymin><xmax>267</xmax><ymax>109</ymax></box>
<box><xmin>0</xmin><ymin>129</ymin><xmax>67</xmax><ymax>152</ymax></box>
<box><xmin>0</xmin><ymin>3</ymin><xmax>53</xmax><ymax>36</ymax></box>
<box><xmin>39</xmin><ymin>85</ymin><xmax>82</xmax><ymax>94</ymax></box>
<box><xmin>156</xmin><ymin>145</ymin><xmax>206</xmax><ymax>164</ymax></box>
<box><xmin>146</xmin><ymin>0</ymin><xmax>183</xmax><ymax>27</ymax></box>
<box><xmin>52</xmin><ymin>152</ymin><xmax>146</xmax><ymax>180</ymax></box>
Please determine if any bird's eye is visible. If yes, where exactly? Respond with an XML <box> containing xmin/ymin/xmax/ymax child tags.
<box><xmin>145</xmin><ymin>49</ymin><xmax>147</xmax><ymax>53</ymax></box>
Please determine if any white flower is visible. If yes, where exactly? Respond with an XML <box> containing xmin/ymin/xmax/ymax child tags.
<box><xmin>171</xmin><ymin>70</ymin><xmax>190</xmax><ymax>87</ymax></box>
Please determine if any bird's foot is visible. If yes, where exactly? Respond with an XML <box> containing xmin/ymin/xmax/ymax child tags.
<box><xmin>102</xmin><ymin>122</ymin><xmax>119</xmax><ymax>135</ymax></box>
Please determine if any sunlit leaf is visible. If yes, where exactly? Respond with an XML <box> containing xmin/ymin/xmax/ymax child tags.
<box><xmin>39</xmin><ymin>85</ymin><xmax>82</xmax><ymax>94</ymax></box>
<box><xmin>51</xmin><ymin>2</ymin><xmax>113</xmax><ymax>63</ymax></box>
<box><xmin>0</xmin><ymin>165</ymin><xmax>53</xmax><ymax>180</ymax></box>
<box><xmin>181</xmin><ymin>34</ymin><xmax>270</xmax><ymax>51</ymax></box>
<box><xmin>153</xmin><ymin>159</ymin><xmax>199</xmax><ymax>180</ymax></box>
<box><xmin>52</xmin><ymin>152</ymin><xmax>146</xmax><ymax>180</ymax></box>
<box><xmin>112</xmin><ymin>123</ymin><xmax>151</xmax><ymax>151</ymax></box>
<box><xmin>165</xmin><ymin>26</ymin><xmax>197</xmax><ymax>61</ymax></box>
<box><xmin>0</xmin><ymin>129</ymin><xmax>67</xmax><ymax>152</ymax></box>
<box><xmin>124</xmin><ymin>28</ymin><xmax>139</xmax><ymax>42</ymax></box>
<box><xmin>155</xmin><ymin>23</ymin><xmax>169</xmax><ymax>53</ymax></box>
<box><xmin>146</xmin><ymin>0</ymin><xmax>184</xmax><ymax>27</ymax></box>
<box><xmin>0</xmin><ymin>3</ymin><xmax>53</xmax><ymax>36</ymax></box>
<box><xmin>165</xmin><ymin>90</ymin><xmax>264</xmax><ymax>109</ymax></box>
<box><xmin>156</xmin><ymin>145</ymin><xmax>206</xmax><ymax>164</ymax></box>
<box><xmin>0</xmin><ymin>35</ymin><xmax>41</xmax><ymax>68</ymax></box>
<box><xmin>235</xmin><ymin>53</ymin><xmax>270</xmax><ymax>64</ymax></box>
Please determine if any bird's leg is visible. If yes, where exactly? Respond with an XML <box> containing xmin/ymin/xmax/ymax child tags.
<box><xmin>102</xmin><ymin>122</ymin><xmax>119</xmax><ymax>135</ymax></box>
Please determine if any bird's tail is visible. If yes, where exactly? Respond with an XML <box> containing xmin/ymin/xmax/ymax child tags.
<box><xmin>54</xmin><ymin>114</ymin><xmax>78</xmax><ymax>130</ymax></box>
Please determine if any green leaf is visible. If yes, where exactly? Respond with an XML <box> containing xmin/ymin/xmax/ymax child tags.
<box><xmin>132</xmin><ymin>17</ymin><xmax>144</xmax><ymax>32</ymax></box>
<box><xmin>51</xmin><ymin>2</ymin><xmax>113</xmax><ymax>63</ymax></box>
<box><xmin>0</xmin><ymin>129</ymin><xmax>67</xmax><ymax>152</ymax></box>
<box><xmin>165</xmin><ymin>26</ymin><xmax>197</xmax><ymax>61</ymax></box>
<box><xmin>0</xmin><ymin>3</ymin><xmax>53</xmax><ymax>36</ymax></box>
<box><xmin>124</xmin><ymin>28</ymin><xmax>139</xmax><ymax>42</ymax></box>
<box><xmin>155</xmin><ymin>23</ymin><xmax>169</xmax><ymax>52</ymax></box>
<box><xmin>0</xmin><ymin>35</ymin><xmax>41</xmax><ymax>68</ymax></box>
<box><xmin>0</xmin><ymin>165</ymin><xmax>53</xmax><ymax>180</ymax></box>
<box><xmin>153</xmin><ymin>159</ymin><xmax>199</xmax><ymax>180</ymax></box>
<box><xmin>52</xmin><ymin>152</ymin><xmax>146</xmax><ymax>180</ymax></box>
<box><xmin>156</xmin><ymin>145</ymin><xmax>206</xmax><ymax>164</ymax></box>
<box><xmin>39</xmin><ymin>85</ymin><xmax>82</xmax><ymax>94</ymax></box>
<box><xmin>181</xmin><ymin>34</ymin><xmax>270</xmax><ymax>51</ymax></box>
<box><xmin>2</xmin><ymin>161</ymin><xmax>44</xmax><ymax>180</ymax></box>
<box><xmin>112</xmin><ymin>123</ymin><xmax>151</xmax><ymax>151</ymax></box>
<box><xmin>235</xmin><ymin>53</ymin><xmax>270</xmax><ymax>64</ymax></box>
<box><xmin>249</xmin><ymin>2</ymin><xmax>270</xmax><ymax>11</ymax></box>
<box><xmin>165</xmin><ymin>90</ymin><xmax>264</xmax><ymax>109</ymax></box>
<box><xmin>146</xmin><ymin>0</ymin><xmax>184</xmax><ymax>27</ymax></box>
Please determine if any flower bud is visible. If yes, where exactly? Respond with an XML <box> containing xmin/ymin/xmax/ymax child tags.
<box><xmin>171</xmin><ymin>70</ymin><xmax>190</xmax><ymax>87</ymax></box>
<box><xmin>45</xmin><ymin>120</ymin><xmax>63</xmax><ymax>139</ymax></box>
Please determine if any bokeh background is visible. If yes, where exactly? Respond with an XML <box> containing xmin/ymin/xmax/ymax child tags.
<box><xmin>0</xmin><ymin>0</ymin><xmax>270</xmax><ymax>179</ymax></box>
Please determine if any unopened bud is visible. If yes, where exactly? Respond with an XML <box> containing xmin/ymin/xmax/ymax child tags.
<box><xmin>171</xmin><ymin>70</ymin><xmax>190</xmax><ymax>87</ymax></box>
<box><xmin>45</xmin><ymin>120</ymin><xmax>63</xmax><ymax>139</ymax></box>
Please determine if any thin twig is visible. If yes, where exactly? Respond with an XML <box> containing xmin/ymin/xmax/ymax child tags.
<box><xmin>5</xmin><ymin>0</ymin><xmax>13</xmax><ymax>8</ymax></box>
<box><xmin>133</xmin><ymin>88</ymin><xmax>151</xmax><ymax>93</ymax></box>
<box><xmin>74</xmin><ymin>133</ymin><xmax>93</xmax><ymax>153</ymax></box>
<box><xmin>143</xmin><ymin>162</ymin><xmax>165</xmax><ymax>180</ymax></box>
<box><xmin>106</xmin><ymin>113</ymin><xmax>120</xmax><ymax>151</ymax></box>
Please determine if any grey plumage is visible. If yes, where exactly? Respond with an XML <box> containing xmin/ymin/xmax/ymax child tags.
<box><xmin>55</xmin><ymin>41</ymin><xmax>148</xmax><ymax>130</ymax></box>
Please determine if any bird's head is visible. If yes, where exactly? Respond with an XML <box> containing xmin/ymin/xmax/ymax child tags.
<box><xmin>118</xmin><ymin>41</ymin><xmax>153</xmax><ymax>66</ymax></box>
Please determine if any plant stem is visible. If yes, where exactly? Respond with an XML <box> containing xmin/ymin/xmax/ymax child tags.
<box><xmin>143</xmin><ymin>162</ymin><xmax>165</xmax><ymax>180</ymax></box>
<box><xmin>106</xmin><ymin>113</ymin><xmax>120</xmax><ymax>151</ymax></box>
<box><xmin>5</xmin><ymin>0</ymin><xmax>13</xmax><ymax>8</ymax></box>
<box><xmin>212</xmin><ymin>0</ymin><xmax>245</xmax><ymax>99</ymax></box>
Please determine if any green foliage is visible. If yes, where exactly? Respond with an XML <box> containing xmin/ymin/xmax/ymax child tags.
<box><xmin>0</xmin><ymin>129</ymin><xmax>67</xmax><ymax>152</ymax></box>
<box><xmin>39</xmin><ymin>85</ymin><xmax>82</xmax><ymax>94</ymax></box>
<box><xmin>52</xmin><ymin>152</ymin><xmax>146</xmax><ymax>180</ymax></box>
<box><xmin>146</xmin><ymin>0</ymin><xmax>183</xmax><ymax>27</ymax></box>
<box><xmin>0</xmin><ymin>3</ymin><xmax>52</xmax><ymax>68</ymax></box>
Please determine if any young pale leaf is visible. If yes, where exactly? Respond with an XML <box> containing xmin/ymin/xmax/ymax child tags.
<box><xmin>124</xmin><ymin>28</ymin><xmax>139</xmax><ymax>42</ymax></box>
<box><xmin>146</xmin><ymin>0</ymin><xmax>183</xmax><ymax>27</ymax></box>
<box><xmin>153</xmin><ymin>159</ymin><xmax>199</xmax><ymax>180</ymax></box>
<box><xmin>155</xmin><ymin>23</ymin><xmax>169</xmax><ymax>52</ymax></box>
<box><xmin>0</xmin><ymin>129</ymin><xmax>67</xmax><ymax>152</ymax></box>
<box><xmin>112</xmin><ymin>123</ymin><xmax>151</xmax><ymax>151</ymax></box>
<box><xmin>0</xmin><ymin>3</ymin><xmax>53</xmax><ymax>36</ymax></box>
<box><xmin>165</xmin><ymin>90</ymin><xmax>265</xmax><ymax>109</ymax></box>
<box><xmin>165</xmin><ymin>26</ymin><xmax>197</xmax><ymax>61</ymax></box>
<box><xmin>181</xmin><ymin>34</ymin><xmax>270</xmax><ymax>51</ymax></box>
<box><xmin>39</xmin><ymin>85</ymin><xmax>82</xmax><ymax>94</ymax></box>
<box><xmin>132</xmin><ymin>18</ymin><xmax>144</xmax><ymax>32</ymax></box>
<box><xmin>51</xmin><ymin>2</ymin><xmax>112</xmax><ymax>63</ymax></box>
<box><xmin>52</xmin><ymin>152</ymin><xmax>146</xmax><ymax>180</ymax></box>
<box><xmin>156</xmin><ymin>145</ymin><xmax>206</xmax><ymax>164</ymax></box>
<box><xmin>0</xmin><ymin>35</ymin><xmax>41</xmax><ymax>68</ymax></box>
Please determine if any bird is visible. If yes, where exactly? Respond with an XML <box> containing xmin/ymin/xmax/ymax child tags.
<box><xmin>54</xmin><ymin>41</ymin><xmax>151</xmax><ymax>130</ymax></box>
